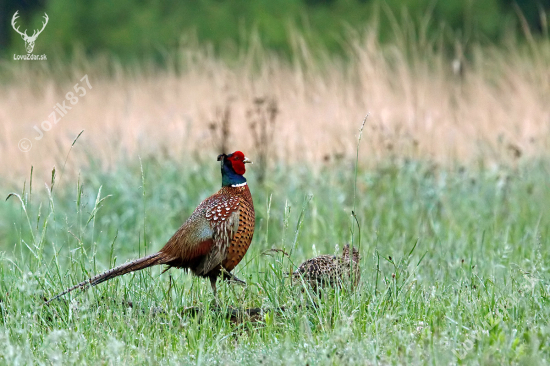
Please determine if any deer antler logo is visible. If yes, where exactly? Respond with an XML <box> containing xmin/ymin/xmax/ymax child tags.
<box><xmin>11</xmin><ymin>11</ymin><xmax>49</xmax><ymax>54</ymax></box>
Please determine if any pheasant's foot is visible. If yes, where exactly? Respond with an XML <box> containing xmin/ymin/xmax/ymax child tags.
<box><xmin>227</xmin><ymin>274</ymin><xmax>246</xmax><ymax>286</ymax></box>
<box><xmin>221</xmin><ymin>268</ymin><xmax>247</xmax><ymax>286</ymax></box>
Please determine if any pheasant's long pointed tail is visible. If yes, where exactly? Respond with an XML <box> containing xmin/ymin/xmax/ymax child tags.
<box><xmin>45</xmin><ymin>252</ymin><xmax>171</xmax><ymax>305</ymax></box>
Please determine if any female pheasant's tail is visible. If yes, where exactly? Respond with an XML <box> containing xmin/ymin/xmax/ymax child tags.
<box><xmin>45</xmin><ymin>252</ymin><xmax>171</xmax><ymax>305</ymax></box>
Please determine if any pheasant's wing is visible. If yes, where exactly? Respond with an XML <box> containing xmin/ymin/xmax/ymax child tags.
<box><xmin>196</xmin><ymin>195</ymin><xmax>241</xmax><ymax>275</ymax></box>
<box><xmin>160</xmin><ymin>194</ymin><xmax>239</xmax><ymax>268</ymax></box>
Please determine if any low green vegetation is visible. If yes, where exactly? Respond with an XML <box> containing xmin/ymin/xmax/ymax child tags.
<box><xmin>1</xmin><ymin>152</ymin><xmax>549</xmax><ymax>364</ymax></box>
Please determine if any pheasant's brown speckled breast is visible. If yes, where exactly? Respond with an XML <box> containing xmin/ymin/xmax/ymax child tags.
<box><xmin>222</xmin><ymin>185</ymin><xmax>255</xmax><ymax>271</ymax></box>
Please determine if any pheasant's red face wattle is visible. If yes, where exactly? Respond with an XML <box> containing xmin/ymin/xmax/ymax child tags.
<box><xmin>227</xmin><ymin>151</ymin><xmax>247</xmax><ymax>175</ymax></box>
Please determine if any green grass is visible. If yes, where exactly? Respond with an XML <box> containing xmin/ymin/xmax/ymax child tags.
<box><xmin>5</xmin><ymin>0</ymin><xmax>527</xmax><ymax>62</ymax></box>
<box><xmin>1</xmin><ymin>155</ymin><xmax>549</xmax><ymax>364</ymax></box>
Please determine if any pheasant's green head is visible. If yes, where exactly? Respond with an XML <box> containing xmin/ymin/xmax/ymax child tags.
<box><xmin>217</xmin><ymin>151</ymin><xmax>252</xmax><ymax>187</ymax></box>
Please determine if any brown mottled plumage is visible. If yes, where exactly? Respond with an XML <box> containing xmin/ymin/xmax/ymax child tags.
<box><xmin>293</xmin><ymin>244</ymin><xmax>360</xmax><ymax>291</ymax></box>
<box><xmin>46</xmin><ymin>151</ymin><xmax>255</xmax><ymax>304</ymax></box>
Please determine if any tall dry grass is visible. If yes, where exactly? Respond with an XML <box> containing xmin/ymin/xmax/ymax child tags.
<box><xmin>1</xmin><ymin>31</ymin><xmax>549</xmax><ymax>183</ymax></box>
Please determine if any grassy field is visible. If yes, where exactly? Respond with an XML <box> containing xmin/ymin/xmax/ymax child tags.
<box><xmin>1</xmin><ymin>152</ymin><xmax>549</xmax><ymax>364</ymax></box>
<box><xmin>1</xmin><ymin>29</ymin><xmax>550</xmax><ymax>365</ymax></box>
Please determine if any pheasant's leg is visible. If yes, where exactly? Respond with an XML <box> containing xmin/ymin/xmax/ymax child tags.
<box><xmin>221</xmin><ymin>268</ymin><xmax>246</xmax><ymax>286</ymax></box>
<box><xmin>209</xmin><ymin>276</ymin><xmax>218</xmax><ymax>296</ymax></box>
<box><xmin>209</xmin><ymin>276</ymin><xmax>219</xmax><ymax>307</ymax></box>
<box><xmin>228</xmin><ymin>273</ymin><xmax>246</xmax><ymax>286</ymax></box>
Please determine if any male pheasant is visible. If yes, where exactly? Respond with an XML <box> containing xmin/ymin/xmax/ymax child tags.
<box><xmin>293</xmin><ymin>244</ymin><xmax>360</xmax><ymax>291</ymax></box>
<box><xmin>46</xmin><ymin>151</ymin><xmax>255</xmax><ymax>304</ymax></box>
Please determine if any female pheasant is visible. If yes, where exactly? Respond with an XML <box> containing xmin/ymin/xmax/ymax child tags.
<box><xmin>293</xmin><ymin>244</ymin><xmax>360</xmax><ymax>291</ymax></box>
<box><xmin>46</xmin><ymin>151</ymin><xmax>255</xmax><ymax>304</ymax></box>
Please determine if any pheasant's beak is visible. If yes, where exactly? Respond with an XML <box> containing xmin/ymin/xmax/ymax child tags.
<box><xmin>243</xmin><ymin>157</ymin><xmax>253</xmax><ymax>164</ymax></box>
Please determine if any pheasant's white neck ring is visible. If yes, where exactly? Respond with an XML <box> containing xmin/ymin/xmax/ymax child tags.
<box><xmin>231</xmin><ymin>182</ymin><xmax>247</xmax><ymax>187</ymax></box>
